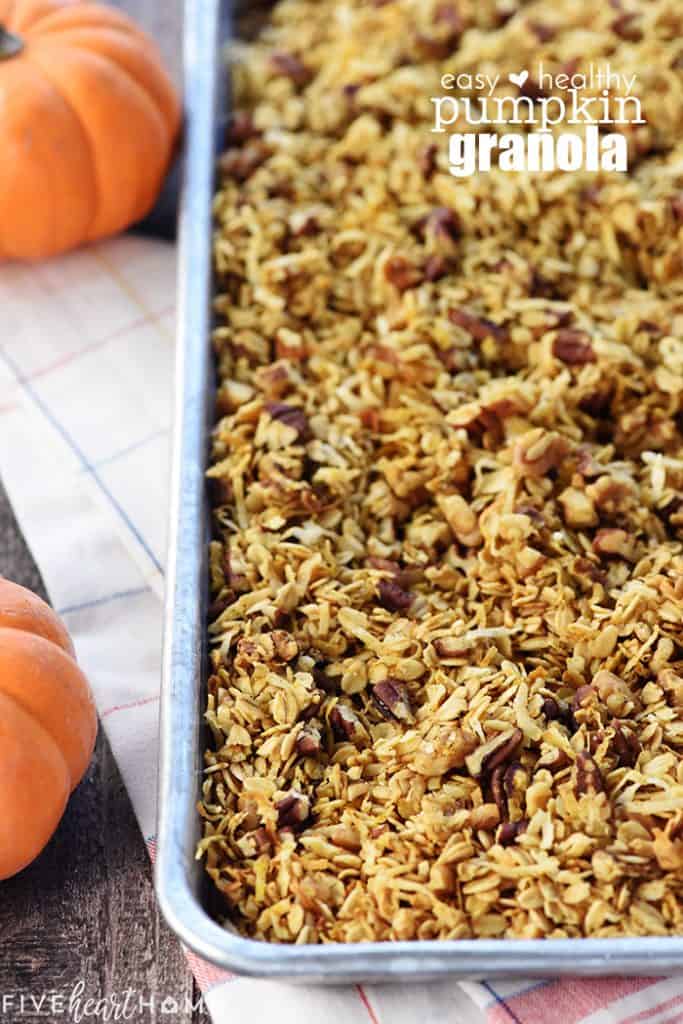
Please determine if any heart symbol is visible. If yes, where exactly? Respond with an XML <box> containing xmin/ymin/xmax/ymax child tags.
<box><xmin>509</xmin><ymin>70</ymin><xmax>529</xmax><ymax>88</ymax></box>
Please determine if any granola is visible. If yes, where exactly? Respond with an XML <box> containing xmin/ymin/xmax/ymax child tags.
<box><xmin>198</xmin><ymin>0</ymin><xmax>683</xmax><ymax>943</ymax></box>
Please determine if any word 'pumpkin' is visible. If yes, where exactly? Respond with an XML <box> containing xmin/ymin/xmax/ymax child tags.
<box><xmin>0</xmin><ymin>578</ymin><xmax>97</xmax><ymax>880</ymax></box>
<box><xmin>0</xmin><ymin>0</ymin><xmax>181</xmax><ymax>261</ymax></box>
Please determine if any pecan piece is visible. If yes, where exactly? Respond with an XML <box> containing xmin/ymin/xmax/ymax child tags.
<box><xmin>219</xmin><ymin>140</ymin><xmax>271</xmax><ymax>182</ymax></box>
<box><xmin>433</xmin><ymin>635</ymin><xmax>467</xmax><ymax>659</ymax></box>
<box><xmin>251</xmin><ymin>827</ymin><xmax>272</xmax><ymax>854</ymax></box>
<box><xmin>558</xmin><ymin>486</ymin><xmax>598</xmax><ymax>529</ymax></box>
<box><xmin>637</xmin><ymin>319</ymin><xmax>664</xmax><ymax>336</ymax></box>
<box><xmin>519</xmin><ymin>77</ymin><xmax>546</xmax><ymax>101</ymax></box>
<box><xmin>416</xmin><ymin>3</ymin><xmax>464</xmax><ymax>59</ymax></box>
<box><xmin>417</xmin><ymin>206</ymin><xmax>461</xmax><ymax>243</ymax></box>
<box><xmin>227</xmin><ymin>110</ymin><xmax>259</xmax><ymax>145</ymax></box>
<box><xmin>265</xmin><ymin>401</ymin><xmax>311</xmax><ymax>442</ymax></box>
<box><xmin>537</xmin><ymin>745</ymin><xmax>572</xmax><ymax>771</ymax></box>
<box><xmin>377</xmin><ymin>577</ymin><xmax>413</xmax><ymax>613</ymax></box>
<box><xmin>272</xmin><ymin>629</ymin><xmax>299</xmax><ymax>662</ymax></box>
<box><xmin>490</xmin><ymin>765</ymin><xmax>507</xmax><ymax>819</ymax></box>
<box><xmin>384</xmin><ymin>256</ymin><xmax>424</xmax><ymax>291</ymax></box>
<box><xmin>466</xmin><ymin>728</ymin><xmax>523</xmax><ymax>777</ymax></box>
<box><xmin>449</xmin><ymin>307</ymin><xmax>508</xmax><ymax>342</ymax></box>
<box><xmin>542</xmin><ymin>696</ymin><xmax>564</xmax><ymax>721</ymax></box>
<box><xmin>372</xmin><ymin>678</ymin><xmax>414</xmax><ymax>723</ymax></box>
<box><xmin>593</xmin><ymin>670</ymin><xmax>634</xmax><ymax>717</ymax></box>
<box><xmin>504</xmin><ymin>761</ymin><xmax>528</xmax><ymax>797</ymax></box>
<box><xmin>254</xmin><ymin>360</ymin><xmax>293</xmax><ymax>398</ymax></box>
<box><xmin>610</xmin><ymin>721</ymin><xmax>641</xmax><ymax>768</ymax></box>
<box><xmin>270</xmin><ymin>51</ymin><xmax>313</xmax><ymax>87</ymax></box>
<box><xmin>611</xmin><ymin>13</ymin><xmax>642</xmax><ymax>40</ymax></box>
<box><xmin>574</xmin><ymin>752</ymin><xmax>604</xmax><ymax>795</ymax></box>
<box><xmin>296</xmin><ymin>723</ymin><xmax>322</xmax><ymax>756</ymax></box>
<box><xmin>514</xmin><ymin>429</ymin><xmax>569</xmax><ymax>478</ymax></box>
<box><xmin>420</xmin><ymin>143</ymin><xmax>438</xmax><ymax>180</ymax></box>
<box><xmin>498</xmin><ymin>819</ymin><xmax>529</xmax><ymax>846</ymax></box>
<box><xmin>552</xmin><ymin>329</ymin><xmax>596</xmax><ymax>365</ymax></box>
<box><xmin>528</xmin><ymin>20</ymin><xmax>555</xmax><ymax>42</ymax></box>
<box><xmin>276</xmin><ymin>790</ymin><xmax>311</xmax><ymax>830</ymax></box>
<box><xmin>593</xmin><ymin>528</ymin><xmax>635</xmax><ymax>560</ymax></box>
<box><xmin>424</xmin><ymin>254</ymin><xmax>449</xmax><ymax>282</ymax></box>
<box><xmin>330</xmin><ymin>703</ymin><xmax>362</xmax><ymax>741</ymax></box>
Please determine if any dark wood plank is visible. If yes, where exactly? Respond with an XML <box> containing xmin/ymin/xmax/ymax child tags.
<box><xmin>0</xmin><ymin>5</ymin><xmax>210</xmax><ymax>1021</ymax></box>
<box><xmin>0</xmin><ymin>481</ymin><xmax>208</xmax><ymax>1024</ymax></box>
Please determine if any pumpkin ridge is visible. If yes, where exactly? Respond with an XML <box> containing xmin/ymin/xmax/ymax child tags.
<box><xmin>11</xmin><ymin>0</ymin><xmax>76</xmax><ymax>33</ymax></box>
<box><xmin>0</xmin><ymin>690</ymin><xmax>71</xmax><ymax>880</ymax></box>
<box><xmin>1</xmin><ymin>0</ymin><xmax>18</xmax><ymax>28</ymax></box>
<box><xmin>25</xmin><ymin>5</ymin><xmax>140</xmax><ymax>38</ymax></box>
<box><xmin>0</xmin><ymin>627</ymin><xmax>97</xmax><ymax>789</ymax></box>
<box><xmin>33</xmin><ymin>27</ymin><xmax>179</xmax><ymax>137</ymax></box>
<box><xmin>22</xmin><ymin>46</ymin><xmax>102</xmax><ymax>241</ymax></box>
<box><xmin>30</xmin><ymin>42</ymin><xmax>170</xmax><ymax>235</ymax></box>
<box><xmin>0</xmin><ymin>53</ymin><xmax>95</xmax><ymax>259</ymax></box>
<box><xmin>0</xmin><ymin>687</ymin><xmax>69</xmax><ymax>769</ymax></box>
<box><xmin>0</xmin><ymin>578</ymin><xmax>75</xmax><ymax>656</ymax></box>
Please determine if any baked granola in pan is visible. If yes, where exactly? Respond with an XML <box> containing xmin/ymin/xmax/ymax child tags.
<box><xmin>198</xmin><ymin>0</ymin><xmax>683</xmax><ymax>943</ymax></box>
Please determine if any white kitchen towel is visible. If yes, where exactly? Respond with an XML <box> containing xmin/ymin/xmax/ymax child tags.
<box><xmin>0</xmin><ymin>236</ymin><xmax>679</xmax><ymax>1024</ymax></box>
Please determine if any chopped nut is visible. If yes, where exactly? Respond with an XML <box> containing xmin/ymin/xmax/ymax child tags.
<box><xmin>528</xmin><ymin>20</ymin><xmax>555</xmax><ymax>42</ymax></box>
<box><xmin>330</xmin><ymin>703</ymin><xmax>362</xmax><ymax>741</ymax></box>
<box><xmin>498</xmin><ymin>819</ymin><xmax>529</xmax><ymax>846</ymax></box>
<box><xmin>513</xmin><ymin>429</ymin><xmax>570</xmax><ymax>477</ymax></box>
<box><xmin>270</xmin><ymin>51</ymin><xmax>313</xmax><ymax>86</ymax></box>
<box><xmin>658</xmin><ymin>669</ymin><xmax>683</xmax><ymax>706</ymax></box>
<box><xmin>296</xmin><ymin>723</ymin><xmax>322</xmax><ymax>756</ymax></box>
<box><xmin>254</xmin><ymin>360</ymin><xmax>294</xmax><ymax>398</ymax></box>
<box><xmin>449</xmin><ymin>308</ymin><xmax>508</xmax><ymax>342</ymax></box>
<box><xmin>276</xmin><ymin>791</ymin><xmax>311</xmax><ymax>830</ymax></box>
<box><xmin>574</xmin><ymin>752</ymin><xmax>604</xmax><ymax>795</ymax></box>
<box><xmin>593</xmin><ymin>529</ymin><xmax>635</xmax><ymax>559</ymax></box>
<box><xmin>552</xmin><ymin>330</ymin><xmax>596</xmax><ymax>365</ymax></box>
<box><xmin>558</xmin><ymin>487</ymin><xmax>598</xmax><ymax>529</ymax></box>
<box><xmin>372</xmin><ymin>679</ymin><xmax>414</xmax><ymax>722</ymax></box>
<box><xmin>412</xmin><ymin>726</ymin><xmax>476</xmax><ymax>775</ymax></box>
<box><xmin>384</xmin><ymin>256</ymin><xmax>424</xmax><ymax>291</ymax></box>
<box><xmin>219</xmin><ymin>140</ymin><xmax>271</xmax><ymax>181</ymax></box>
<box><xmin>420</xmin><ymin>143</ymin><xmax>438</xmax><ymax>180</ymax></box>
<box><xmin>377</xmin><ymin>578</ymin><xmax>413</xmax><ymax>613</ymax></box>
<box><xmin>227</xmin><ymin>110</ymin><xmax>259</xmax><ymax>144</ymax></box>
<box><xmin>417</xmin><ymin>206</ymin><xmax>461</xmax><ymax>243</ymax></box>
<box><xmin>609</xmin><ymin>721</ymin><xmax>641</xmax><ymax>768</ymax></box>
<box><xmin>272</xmin><ymin>630</ymin><xmax>299</xmax><ymax>661</ymax></box>
<box><xmin>424</xmin><ymin>254</ymin><xmax>449</xmax><ymax>281</ymax></box>
<box><xmin>265</xmin><ymin>401</ymin><xmax>310</xmax><ymax>441</ymax></box>
<box><xmin>593</xmin><ymin>670</ymin><xmax>634</xmax><ymax>717</ymax></box>
<box><xmin>611</xmin><ymin>12</ymin><xmax>642</xmax><ymax>40</ymax></box>
<box><xmin>466</xmin><ymin>728</ymin><xmax>523</xmax><ymax>777</ymax></box>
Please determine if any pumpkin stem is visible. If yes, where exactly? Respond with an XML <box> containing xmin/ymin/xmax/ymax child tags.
<box><xmin>0</xmin><ymin>25</ymin><xmax>23</xmax><ymax>60</ymax></box>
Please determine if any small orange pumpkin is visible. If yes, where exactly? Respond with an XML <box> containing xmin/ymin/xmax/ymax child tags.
<box><xmin>0</xmin><ymin>0</ymin><xmax>181</xmax><ymax>262</ymax></box>
<box><xmin>0</xmin><ymin>578</ymin><xmax>97</xmax><ymax>880</ymax></box>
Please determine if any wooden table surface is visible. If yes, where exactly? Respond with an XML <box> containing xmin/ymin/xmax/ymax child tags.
<box><xmin>0</xmin><ymin>5</ymin><xmax>210</xmax><ymax>1022</ymax></box>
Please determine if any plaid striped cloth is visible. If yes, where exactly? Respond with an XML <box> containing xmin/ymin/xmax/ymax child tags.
<box><xmin>0</xmin><ymin>236</ymin><xmax>680</xmax><ymax>1024</ymax></box>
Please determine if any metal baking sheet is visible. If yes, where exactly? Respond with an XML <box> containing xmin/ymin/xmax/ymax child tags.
<box><xmin>155</xmin><ymin>0</ymin><xmax>683</xmax><ymax>979</ymax></box>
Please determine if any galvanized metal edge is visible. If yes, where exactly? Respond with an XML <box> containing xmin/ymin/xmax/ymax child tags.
<box><xmin>155</xmin><ymin>0</ymin><xmax>683</xmax><ymax>979</ymax></box>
